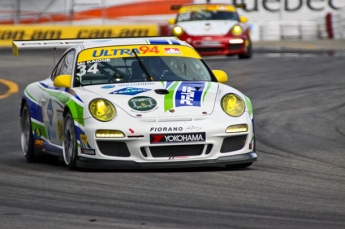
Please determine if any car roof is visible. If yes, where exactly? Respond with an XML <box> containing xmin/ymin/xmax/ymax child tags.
<box><xmin>79</xmin><ymin>37</ymin><xmax>190</xmax><ymax>50</ymax></box>
<box><xmin>12</xmin><ymin>36</ymin><xmax>192</xmax><ymax>56</ymax></box>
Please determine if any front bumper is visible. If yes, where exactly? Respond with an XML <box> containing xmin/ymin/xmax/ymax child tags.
<box><xmin>182</xmin><ymin>35</ymin><xmax>248</xmax><ymax>56</ymax></box>
<box><xmin>76</xmin><ymin>152</ymin><xmax>257</xmax><ymax>169</ymax></box>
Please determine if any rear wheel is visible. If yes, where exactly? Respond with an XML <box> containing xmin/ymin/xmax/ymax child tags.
<box><xmin>225</xmin><ymin>162</ymin><xmax>252</xmax><ymax>169</ymax></box>
<box><xmin>63</xmin><ymin>111</ymin><xmax>78</xmax><ymax>169</ymax></box>
<box><xmin>21</xmin><ymin>103</ymin><xmax>37</xmax><ymax>162</ymax></box>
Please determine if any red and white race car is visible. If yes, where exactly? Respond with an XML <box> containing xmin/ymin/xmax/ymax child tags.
<box><xmin>164</xmin><ymin>3</ymin><xmax>252</xmax><ymax>59</ymax></box>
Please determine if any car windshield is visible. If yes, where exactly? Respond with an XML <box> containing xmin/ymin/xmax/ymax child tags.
<box><xmin>75</xmin><ymin>45</ymin><xmax>213</xmax><ymax>86</ymax></box>
<box><xmin>177</xmin><ymin>10</ymin><xmax>239</xmax><ymax>22</ymax></box>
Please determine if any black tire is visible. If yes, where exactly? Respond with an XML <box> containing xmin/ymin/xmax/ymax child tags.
<box><xmin>21</xmin><ymin>102</ymin><xmax>37</xmax><ymax>162</ymax></box>
<box><xmin>238</xmin><ymin>39</ymin><xmax>253</xmax><ymax>59</ymax></box>
<box><xmin>63</xmin><ymin>111</ymin><xmax>78</xmax><ymax>169</ymax></box>
<box><xmin>225</xmin><ymin>162</ymin><xmax>253</xmax><ymax>169</ymax></box>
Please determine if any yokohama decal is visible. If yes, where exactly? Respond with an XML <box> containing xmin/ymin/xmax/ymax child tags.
<box><xmin>150</xmin><ymin>132</ymin><xmax>206</xmax><ymax>144</ymax></box>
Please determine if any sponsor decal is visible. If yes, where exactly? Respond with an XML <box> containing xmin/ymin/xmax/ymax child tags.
<box><xmin>47</xmin><ymin>127</ymin><xmax>56</xmax><ymax>139</ymax></box>
<box><xmin>164</xmin><ymin>47</ymin><xmax>181</xmax><ymax>54</ymax></box>
<box><xmin>163</xmin><ymin>81</ymin><xmax>210</xmax><ymax>112</ymax></box>
<box><xmin>150</xmin><ymin>127</ymin><xmax>183</xmax><ymax>132</ymax></box>
<box><xmin>176</xmin><ymin>82</ymin><xmax>205</xmax><ymax>107</ymax></box>
<box><xmin>35</xmin><ymin>139</ymin><xmax>44</xmax><ymax>148</ymax></box>
<box><xmin>91</xmin><ymin>45</ymin><xmax>159</xmax><ymax>58</ymax></box>
<box><xmin>86</xmin><ymin>59</ymin><xmax>110</xmax><ymax>64</ymax></box>
<box><xmin>128</xmin><ymin>96</ymin><xmax>157</xmax><ymax>112</ymax></box>
<box><xmin>169</xmin><ymin>156</ymin><xmax>189</xmax><ymax>160</ymax></box>
<box><xmin>81</xmin><ymin>148</ymin><xmax>96</xmax><ymax>155</ymax></box>
<box><xmin>34</xmin><ymin>128</ymin><xmax>41</xmax><ymax>138</ymax></box>
<box><xmin>150</xmin><ymin>132</ymin><xmax>206</xmax><ymax>144</ymax></box>
<box><xmin>101</xmin><ymin>85</ymin><xmax>115</xmax><ymax>89</ymax></box>
<box><xmin>117</xmin><ymin>82</ymin><xmax>154</xmax><ymax>87</ymax></box>
<box><xmin>185</xmin><ymin>125</ymin><xmax>202</xmax><ymax>131</ymax></box>
<box><xmin>110</xmin><ymin>87</ymin><xmax>151</xmax><ymax>95</ymax></box>
<box><xmin>47</xmin><ymin>99</ymin><xmax>53</xmax><ymax>126</ymax></box>
<box><xmin>57</xmin><ymin>110</ymin><xmax>63</xmax><ymax>141</ymax></box>
<box><xmin>80</xmin><ymin>134</ymin><xmax>88</xmax><ymax>148</ymax></box>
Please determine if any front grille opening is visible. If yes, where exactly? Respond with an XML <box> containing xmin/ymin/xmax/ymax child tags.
<box><xmin>196</xmin><ymin>47</ymin><xmax>222</xmax><ymax>53</ymax></box>
<box><xmin>149</xmin><ymin>145</ymin><xmax>204</xmax><ymax>158</ymax></box>
<box><xmin>97</xmin><ymin>141</ymin><xmax>130</xmax><ymax>157</ymax></box>
<box><xmin>229</xmin><ymin>44</ymin><xmax>242</xmax><ymax>50</ymax></box>
<box><xmin>140</xmin><ymin>147</ymin><xmax>148</xmax><ymax>157</ymax></box>
<box><xmin>205</xmin><ymin>144</ymin><xmax>213</xmax><ymax>155</ymax></box>
<box><xmin>220</xmin><ymin>135</ymin><xmax>247</xmax><ymax>153</ymax></box>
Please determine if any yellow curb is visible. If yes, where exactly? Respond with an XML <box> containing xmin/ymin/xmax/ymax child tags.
<box><xmin>0</xmin><ymin>78</ymin><xmax>19</xmax><ymax>99</ymax></box>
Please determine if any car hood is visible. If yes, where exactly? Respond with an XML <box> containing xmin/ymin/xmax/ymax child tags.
<box><xmin>177</xmin><ymin>20</ymin><xmax>238</xmax><ymax>36</ymax></box>
<box><xmin>81</xmin><ymin>81</ymin><xmax>219</xmax><ymax>118</ymax></box>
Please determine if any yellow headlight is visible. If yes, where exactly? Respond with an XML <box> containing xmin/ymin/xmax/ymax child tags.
<box><xmin>231</xmin><ymin>25</ymin><xmax>243</xmax><ymax>36</ymax></box>
<box><xmin>89</xmin><ymin>99</ymin><xmax>115</xmax><ymax>122</ymax></box>
<box><xmin>226</xmin><ymin>124</ymin><xmax>248</xmax><ymax>133</ymax></box>
<box><xmin>95</xmin><ymin>130</ymin><xmax>125</xmax><ymax>138</ymax></box>
<box><xmin>221</xmin><ymin>94</ymin><xmax>245</xmax><ymax>117</ymax></box>
<box><xmin>172</xmin><ymin>26</ymin><xmax>183</xmax><ymax>36</ymax></box>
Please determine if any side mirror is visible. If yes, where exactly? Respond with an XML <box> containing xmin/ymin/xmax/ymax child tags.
<box><xmin>239</xmin><ymin>15</ymin><xmax>248</xmax><ymax>23</ymax></box>
<box><xmin>168</xmin><ymin>18</ymin><xmax>176</xmax><ymax>25</ymax></box>
<box><xmin>212</xmin><ymin>70</ymin><xmax>228</xmax><ymax>83</ymax></box>
<box><xmin>53</xmin><ymin>74</ymin><xmax>72</xmax><ymax>88</ymax></box>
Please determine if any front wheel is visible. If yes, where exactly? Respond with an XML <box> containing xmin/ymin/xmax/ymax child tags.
<box><xmin>63</xmin><ymin>111</ymin><xmax>78</xmax><ymax>169</ymax></box>
<box><xmin>238</xmin><ymin>39</ymin><xmax>253</xmax><ymax>59</ymax></box>
<box><xmin>21</xmin><ymin>103</ymin><xmax>37</xmax><ymax>162</ymax></box>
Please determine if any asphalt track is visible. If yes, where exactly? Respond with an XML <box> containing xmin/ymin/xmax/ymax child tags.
<box><xmin>0</xmin><ymin>48</ymin><xmax>344</xmax><ymax>229</ymax></box>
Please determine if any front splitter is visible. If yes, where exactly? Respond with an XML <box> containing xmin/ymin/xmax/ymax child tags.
<box><xmin>76</xmin><ymin>152</ymin><xmax>257</xmax><ymax>170</ymax></box>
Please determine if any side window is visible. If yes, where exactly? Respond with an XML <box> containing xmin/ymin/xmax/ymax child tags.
<box><xmin>51</xmin><ymin>50</ymin><xmax>76</xmax><ymax>80</ymax></box>
<box><xmin>51</xmin><ymin>57</ymin><xmax>65</xmax><ymax>80</ymax></box>
<box><xmin>60</xmin><ymin>50</ymin><xmax>76</xmax><ymax>75</ymax></box>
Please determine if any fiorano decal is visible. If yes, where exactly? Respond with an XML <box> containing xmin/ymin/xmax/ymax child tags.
<box><xmin>128</xmin><ymin>96</ymin><xmax>157</xmax><ymax>112</ymax></box>
<box><xmin>110</xmin><ymin>87</ymin><xmax>151</xmax><ymax>95</ymax></box>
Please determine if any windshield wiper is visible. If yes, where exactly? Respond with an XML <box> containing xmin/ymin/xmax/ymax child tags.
<box><xmin>131</xmin><ymin>49</ymin><xmax>152</xmax><ymax>81</ymax></box>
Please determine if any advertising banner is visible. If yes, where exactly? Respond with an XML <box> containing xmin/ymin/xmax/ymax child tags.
<box><xmin>0</xmin><ymin>25</ymin><xmax>159</xmax><ymax>46</ymax></box>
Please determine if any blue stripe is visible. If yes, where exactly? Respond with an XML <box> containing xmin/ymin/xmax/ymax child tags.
<box><xmin>43</xmin><ymin>142</ymin><xmax>63</xmax><ymax>154</ymax></box>
<box><xmin>39</xmin><ymin>82</ymin><xmax>83</xmax><ymax>103</ymax></box>
<box><xmin>148</xmin><ymin>40</ymin><xmax>170</xmax><ymax>44</ymax></box>
<box><xmin>25</xmin><ymin>95</ymin><xmax>44</xmax><ymax>122</ymax></box>
<box><xmin>171</xmin><ymin>40</ymin><xmax>180</xmax><ymax>45</ymax></box>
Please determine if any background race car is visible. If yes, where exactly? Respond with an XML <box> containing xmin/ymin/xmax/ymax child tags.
<box><xmin>164</xmin><ymin>2</ymin><xmax>252</xmax><ymax>59</ymax></box>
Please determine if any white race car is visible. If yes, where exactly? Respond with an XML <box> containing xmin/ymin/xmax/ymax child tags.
<box><xmin>14</xmin><ymin>37</ymin><xmax>257</xmax><ymax>170</ymax></box>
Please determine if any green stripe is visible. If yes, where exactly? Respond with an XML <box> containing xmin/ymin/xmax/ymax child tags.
<box><xmin>25</xmin><ymin>88</ymin><xmax>38</xmax><ymax>103</ymax></box>
<box><xmin>164</xmin><ymin>81</ymin><xmax>180</xmax><ymax>112</ymax></box>
<box><xmin>202</xmin><ymin>82</ymin><xmax>211</xmax><ymax>105</ymax></box>
<box><xmin>245</xmin><ymin>96</ymin><xmax>253</xmax><ymax>116</ymax></box>
<box><xmin>67</xmin><ymin>99</ymin><xmax>85</xmax><ymax>126</ymax></box>
<box><xmin>38</xmin><ymin>86</ymin><xmax>85</xmax><ymax>126</ymax></box>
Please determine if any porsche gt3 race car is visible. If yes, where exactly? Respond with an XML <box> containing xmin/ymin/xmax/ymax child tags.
<box><xmin>165</xmin><ymin>3</ymin><xmax>252</xmax><ymax>58</ymax></box>
<box><xmin>14</xmin><ymin>36</ymin><xmax>257</xmax><ymax>170</ymax></box>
